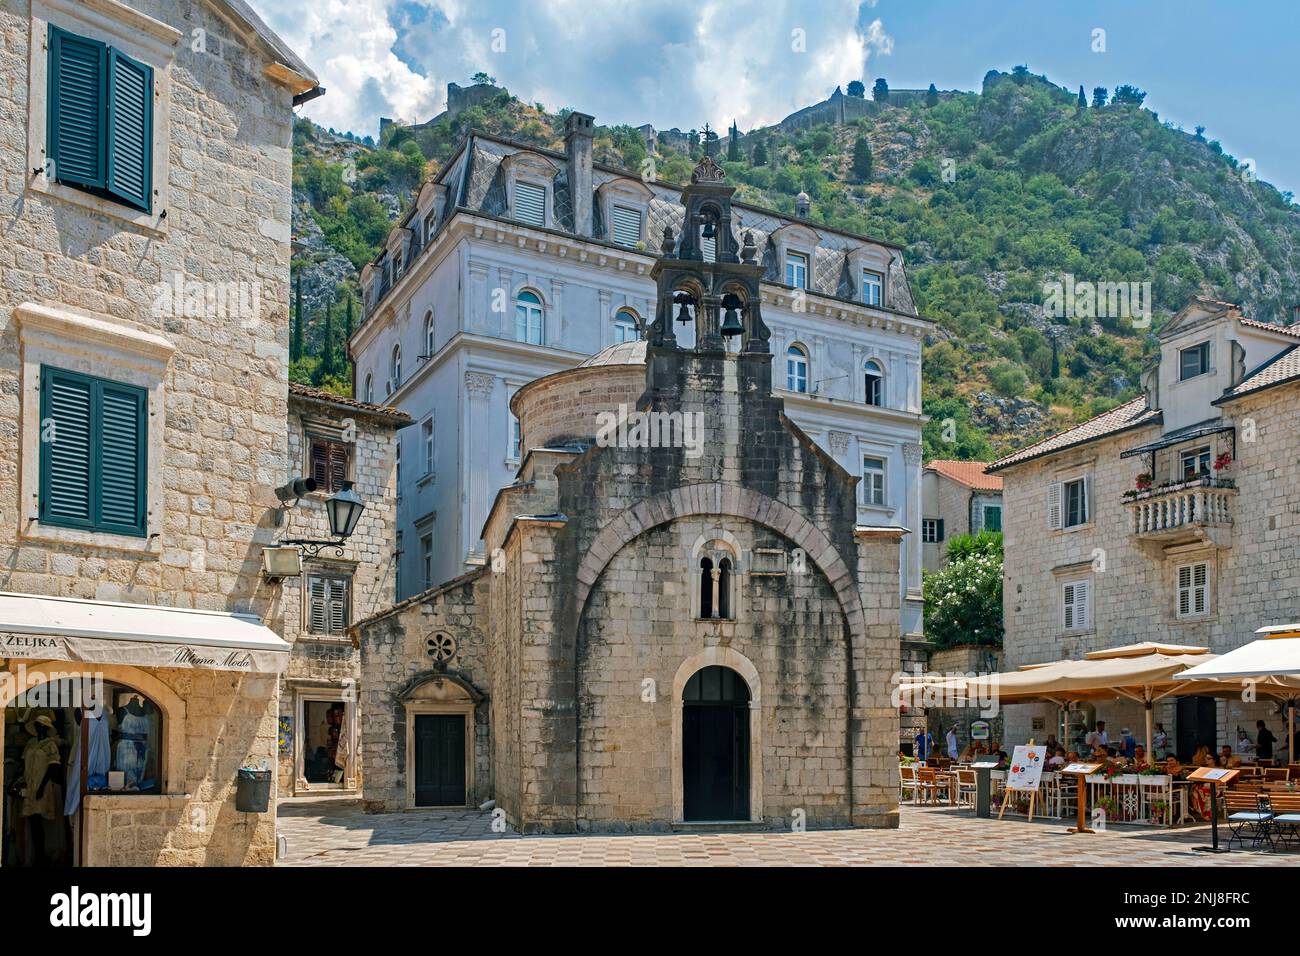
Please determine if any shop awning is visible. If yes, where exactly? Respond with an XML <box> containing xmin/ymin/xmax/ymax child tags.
<box><xmin>1119</xmin><ymin>420</ymin><xmax>1234</xmax><ymax>458</ymax></box>
<box><xmin>0</xmin><ymin>592</ymin><xmax>290</xmax><ymax>673</ymax></box>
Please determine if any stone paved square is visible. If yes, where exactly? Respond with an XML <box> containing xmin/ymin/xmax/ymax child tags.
<box><xmin>276</xmin><ymin>799</ymin><xmax>1294</xmax><ymax>867</ymax></box>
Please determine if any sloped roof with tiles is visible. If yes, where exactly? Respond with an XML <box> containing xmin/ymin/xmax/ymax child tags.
<box><xmin>925</xmin><ymin>460</ymin><xmax>1003</xmax><ymax>491</ymax></box>
<box><xmin>289</xmin><ymin>382</ymin><xmax>412</xmax><ymax>424</ymax></box>
<box><xmin>1214</xmin><ymin>344</ymin><xmax>1300</xmax><ymax>404</ymax></box>
<box><xmin>988</xmin><ymin>397</ymin><xmax>1162</xmax><ymax>473</ymax></box>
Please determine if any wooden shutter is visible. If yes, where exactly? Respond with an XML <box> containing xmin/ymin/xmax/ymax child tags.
<box><xmin>612</xmin><ymin>205</ymin><xmax>642</xmax><ymax>246</ymax></box>
<box><xmin>1193</xmin><ymin>563</ymin><xmax>1207</xmax><ymax>615</ymax></box>
<box><xmin>1064</xmin><ymin>581</ymin><xmax>1088</xmax><ymax>630</ymax></box>
<box><xmin>97</xmin><ymin>381</ymin><xmax>147</xmax><ymax>534</ymax></box>
<box><xmin>1063</xmin><ymin>583</ymin><xmax>1075</xmax><ymax>630</ymax></box>
<box><xmin>307</xmin><ymin>576</ymin><xmax>328</xmax><ymax>633</ymax></box>
<box><xmin>936</xmin><ymin>518</ymin><xmax>945</xmax><ymax>541</ymax></box>
<box><xmin>329</xmin><ymin>442</ymin><xmax>348</xmax><ymax>492</ymax></box>
<box><xmin>310</xmin><ymin>438</ymin><xmax>329</xmax><ymax>489</ymax></box>
<box><xmin>328</xmin><ymin>577</ymin><xmax>349</xmax><ymax>633</ymax></box>
<box><xmin>514</xmin><ymin>181</ymin><xmax>545</xmax><ymax>226</ymax></box>
<box><xmin>1046</xmin><ymin>481</ymin><xmax>1062</xmax><ymax>530</ymax></box>
<box><xmin>40</xmin><ymin>368</ymin><xmax>94</xmax><ymax>526</ymax></box>
<box><xmin>106</xmin><ymin>48</ymin><xmax>153</xmax><ymax>211</ymax></box>
<box><xmin>1081</xmin><ymin>474</ymin><xmax>1092</xmax><ymax>525</ymax></box>
<box><xmin>49</xmin><ymin>26</ymin><xmax>107</xmax><ymax>190</ymax></box>
<box><xmin>1177</xmin><ymin>565</ymin><xmax>1192</xmax><ymax>617</ymax></box>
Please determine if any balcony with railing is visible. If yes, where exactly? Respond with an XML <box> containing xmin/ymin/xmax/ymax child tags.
<box><xmin>1124</xmin><ymin>476</ymin><xmax>1235</xmax><ymax>552</ymax></box>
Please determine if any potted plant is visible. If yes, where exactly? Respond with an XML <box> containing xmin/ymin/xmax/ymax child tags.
<box><xmin>1135</xmin><ymin>472</ymin><xmax>1152</xmax><ymax>492</ymax></box>
<box><xmin>1213</xmin><ymin>451</ymin><xmax>1232</xmax><ymax>473</ymax></box>
<box><xmin>1149</xmin><ymin>799</ymin><xmax>1168</xmax><ymax>825</ymax></box>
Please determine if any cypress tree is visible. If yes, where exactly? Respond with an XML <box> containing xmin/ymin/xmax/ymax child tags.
<box><xmin>1077</xmin><ymin>85</ymin><xmax>1087</xmax><ymax>111</ymax></box>
<box><xmin>727</xmin><ymin>121</ymin><xmax>740</xmax><ymax>162</ymax></box>
<box><xmin>291</xmin><ymin>269</ymin><xmax>304</xmax><ymax>362</ymax></box>
<box><xmin>319</xmin><ymin>295</ymin><xmax>336</xmax><ymax>381</ymax></box>
<box><xmin>752</xmin><ymin>138</ymin><xmax>767</xmax><ymax>166</ymax></box>
<box><xmin>926</xmin><ymin>83</ymin><xmax>939</xmax><ymax>108</ymax></box>
<box><xmin>851</xmin><ymin>134</ymin><xmax>873</xmax><ymax>183</ymax></box>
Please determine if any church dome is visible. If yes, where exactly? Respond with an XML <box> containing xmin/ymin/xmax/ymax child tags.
<box><xmin>511</xmin><ymin>339</ymin><xmax>647</xmax><ymax>453</ymax></box>
<box><xmin>576</xmin><ymin>339</ymin><xmax>647</xmax><ymax>368</ymax></box>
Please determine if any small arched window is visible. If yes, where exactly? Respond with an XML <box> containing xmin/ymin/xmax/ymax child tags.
<box><xmin>699</xmin><ymin>557</ymin><xmax>714</xmax><ymax>619</ymax></box>
<box><xmin>364</xmin><ymin>372</ymin><xmax>374</xmax><ymax>404</ymax></box>
<box><xmin>786</xmin><ymin>344</ymin><xmax>809</xmax><ymax>393</ymax></box>
<box><xmin>389</xmin><ymin>344</ymin><xmax>402</xmax><ymax>394</ymax></box>
<box><xmin>614</xmin><ymin>309</ymin><xmax>639</xmax><ymax>344</ymax></box>
<box><xmin>515</xmin><ymin>290</ymin><xmax>544</xmax><ymax>345</ymax></box>
<box><xmin>717</xmin><ymin>557</ymin><xmax>732</xmax><ymax>620</ymax></box>
<box><xmin>864</xmin><ymin>359</ymin><xmax>884</xmax><ymax>407</ymax></box>
<box><xmin>423</xmin><ymin>310</ymin><xmax>435</xmax><ymax>357</ymax></box>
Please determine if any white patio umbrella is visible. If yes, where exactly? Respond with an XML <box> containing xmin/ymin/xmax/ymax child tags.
<box><xmin>1177</xmin><ymin>624</ymin><xmax>1300</xmax><ymax>763</ymax></box>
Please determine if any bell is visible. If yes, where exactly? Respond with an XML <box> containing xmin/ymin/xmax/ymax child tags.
<box><xmin>720</xmin><ymin>306</ymin><xmax>743</xmax><ymax>337</ymax></box>
<box><xmin>701</xmin><ymin>220</ymin><xmax>716</xmax><ymax>240</ymax></box>
<box><xmin>676</xmin><ymin>300</ymin><xmax>692</xmax><ymax>324</ymax></box>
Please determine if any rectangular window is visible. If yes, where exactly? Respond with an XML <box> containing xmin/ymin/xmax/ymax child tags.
<box><xmin>421</xmin><ymin>417</ymin><xmax>435</xmax><ymax>477</ymax></box>
<box><xmin>611</xmin><ymin>204</ymin><xmax>642</xmax><ymax>247</ymax></box>
<box><xmin>514</xmin><ymin>181</ymin><xmax>546</xmax><ymax>226</ymax></box>
<box><xmin>1052</xmin><ymin>476</ymin><xmax>1088</xmax><ymax>528</ymax></box>
<box><xmin>1176</xmin><ymin>562</ymin><xmax>1209</xmax><ymax>618</ymax></box>
<box><xmin>39</xmin><ymin>366</ymin><xmax>147</xmax><ymax>537</ymax></box>
<box><xmin>48</xmin><ymin>26</ymin><xmax>154</xmax><ymax>213</ymax></box>
<box><xmin>508</xmin><ymin>394</ymin><xmax>521</xmax><ymax>461</ymax></box>
<box><xmin>983</xmin><ymin>504</ymin><xmax>1002</xmax><ymax>533</ymax></box>
<box><xmin>922</xmin><ymin>518</ymin><xmax>944</xmax><ymax>543</ymax></box>
<box><xmin>1179</xmin><ymin>342</ymin><xmax>1210</xmax><ymax>381</ymax></box>
<box><xmin>785</xmin><ymin>252</ymin><xmax>808</xmax><ymax>289</ymax></box>
<box><xmin>1063</xmin><ymin>580</ymin><xmax>1090</xmax><ymax>632</ymax></box>
<box><xmin>862</xmin><ymin>270</ymin><xmax>883</xmax><ymax>306</ymax></box>
<box><xmin>309</xmin><ymin>436</ymin><xmax>351</xmax><ymax>493</ymax></box>
<box><xmin>420</xmin><ymin>533</ymin><xmax>434</xmax><ymax>591</ymax></box>
<box><xmin>307</xmin><ymin>571</ymin><xmax>351</xmax><ymax>636</ymax></box>
<box><xmin>862</xmin><ymin>456</ymin><xmax>886</xmax><ymax>506</ymax></box>
<box><xmin>1180</xmin><ymin>445</ymin><xmax>1211</xmax><ymax>480</ymax></box>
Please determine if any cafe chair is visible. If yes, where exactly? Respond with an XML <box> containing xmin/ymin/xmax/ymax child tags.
<box><xmin>1224</xmin><ymin>791</ymin><xmax>1275</xmax><ymax>850</ymax></box>
<box><xmin>1265</xmin><ymin>792</ymin><xmax>1300</xmax><ymax>850</ymax></box>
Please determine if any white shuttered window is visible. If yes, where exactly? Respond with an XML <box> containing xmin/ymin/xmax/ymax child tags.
<box><xmin>1063</xmin><ymin>580</ymin><xmax>1090</xmax><ymax>631</ymax></box>
<box><xmin>1177</xmin><ymin>562</ymin><xmax>1209</xmax><ymax>618</ymax></box>
<box><xmin>514</xmin><ymin>181</ymin><xmax>546</xmax><ymax>226</ymax></box>
<box><xmin>611</xmin><ymin>205</ymin><xmax>642</xmax><ymax>246</ymax></box>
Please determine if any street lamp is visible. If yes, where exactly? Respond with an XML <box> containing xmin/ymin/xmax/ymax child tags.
<box><xmin>272</xmin><ymin>479</ymin><xmax>368</xmax><ymax>564</ymax></box>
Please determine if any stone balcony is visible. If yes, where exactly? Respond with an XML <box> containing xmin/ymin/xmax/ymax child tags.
<box><xmin>1124</xmin><ymin>477</ymin><xmax>1235</xmax><ymax>555</ymax></box>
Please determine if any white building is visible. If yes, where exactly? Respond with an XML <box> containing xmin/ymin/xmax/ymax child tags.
<box><xmin>350</xmin><ymin>114</ymin><xmax>932</xmax><ymax>638</ymax></box>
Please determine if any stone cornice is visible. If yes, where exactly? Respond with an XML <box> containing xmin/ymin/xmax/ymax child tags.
<box><xmin>15</xmin><ymin>302</ymin><xmax>175</xmax><ymax>363</ymax></box>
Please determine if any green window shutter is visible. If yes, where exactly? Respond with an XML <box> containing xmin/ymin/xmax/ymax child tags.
<box><xmin>40</xmin><ymin>368</ymin><xmax>94</xmax><ymax>527</ymax></box>
<box><xmin>38</xmin><ymin>366</ymin><xmax>147</xmax><ymax>537</ymax></box>
<box><xmin>48</xmin><ymin>26</ymin><xmax>107</xmax><ymax>190</ymax></box>
<box><xmin>97</xmin><ymin>381</ymin><xmax>147</xmax><ymax>534</ymax></box>
<box><xmin>106</xmin><ymin>48</ymin><xmax>153</xmax><ymax>212</ymax></box>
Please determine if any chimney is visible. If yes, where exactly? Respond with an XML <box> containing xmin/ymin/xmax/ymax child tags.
<box><xmin>565</xmin><ymin>111</ymin><xmax>595</xmax><ymax>237</ymax></box>
<box><xmin>1291</xmin><ymin>303</ymin><xmax>1300</xmax><ymax>326</ymax></box>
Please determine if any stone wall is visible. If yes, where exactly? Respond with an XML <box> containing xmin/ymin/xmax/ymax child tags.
<box><xmin>999</xmin><ymin>383</ymin><xmax>1299</xmax><ymax>752</ymax></box>
<box><xmin>0</xmin><ymin>0</ymin><xmax>300</xmax><ymax>866</ymax></box>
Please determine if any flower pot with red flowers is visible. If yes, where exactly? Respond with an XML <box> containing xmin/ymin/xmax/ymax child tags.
<box><xmin>1135</xmin><ymin>472</ymin><xmax>1152</xmax><ymax>492</ymax></box>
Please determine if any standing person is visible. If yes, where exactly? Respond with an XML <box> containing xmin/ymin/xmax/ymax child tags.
<box><xmin>946</xmin><ymin>725</ymin><xmax>959</xmax><ymax>761</ymax></box>
<box><xmin>1256</xmin><ymin>720</ymin><xmax>1276</xmax><ymax>765</ymax></box>
<box><xmin>1153</xmin><ymin>723</ymin><xmax>1169</xmax><ymax>760</ymax></box>
<box><xmin>1120</xmin><ymin>727</ymin><xmax>1136</xmax><ymax>759</ymax></box>
<box><xmin>915</xmin><ymin>727</ymin><xmax>934</xmax><ymax>763</ymax></box>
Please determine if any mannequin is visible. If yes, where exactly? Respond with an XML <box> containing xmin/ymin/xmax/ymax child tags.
<box><xmin>20</xmin><ymin>715</ymin><xmax>65</xmax><ymax>865</ymax></box>
<box><xmin>114</xmin><ymin>695</ymin><xmax>152</xmax><ymax>790</ymax></box>
<box><xmin>65</xmin><ymin>705</ymin><xmax>111</xmax><ymax>816</ymax></box>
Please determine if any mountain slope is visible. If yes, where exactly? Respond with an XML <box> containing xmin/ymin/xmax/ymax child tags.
<box><xmin>290</xmin><ymin>71</ymin><xmax>1300</xmax><ymax>457</ymax></box>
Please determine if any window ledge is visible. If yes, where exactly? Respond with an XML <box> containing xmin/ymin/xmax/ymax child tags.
<box><xmin>417</xmin><ymin>472</ymin><xmax>435</xmax><ymax>488</ymax></box>
<box><xmin>27</xmin><ymin>177</ymin><xmax>167</xmax><ymax>236</ymax></box>
<box><xmin>21</xmin><ymin>519</ymin><xmax>157</xmax><ymax>556</ymax></box>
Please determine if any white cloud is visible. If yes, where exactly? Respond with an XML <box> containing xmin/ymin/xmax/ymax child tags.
<box><xmin>252</xmin><ymin>0</ymin><xmax>893</xmax><ymax>137</ymax></box>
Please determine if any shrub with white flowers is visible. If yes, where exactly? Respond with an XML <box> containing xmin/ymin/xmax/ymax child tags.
<box><xmin>922</xmin><ymin>530</ymin><xmax>1004</xmax><ymax>649</ymax></box>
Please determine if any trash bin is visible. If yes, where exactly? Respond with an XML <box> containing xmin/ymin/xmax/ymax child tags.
<box><xmin>236</xmin><ymin>768</ymin><xmax>272</xmax><ymax>813</ymax></box>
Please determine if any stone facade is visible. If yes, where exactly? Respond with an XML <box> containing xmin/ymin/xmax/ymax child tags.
<box><xmin>277</xmin><ymin>386</ymin><xmax>406</xmax><ymax>796</ymax></box>
<box><xmin>920</xmin><ymin>461</ymin><xmax>1003</xmax><ymax>571</ymax></box>
<box><xmin>357</xmin><ymin>162</ymin><xmax>905</xmax><ymax>833</ymax></box>
<box><xmin>992</xmin><ymin>298</ymin><xmax>1300</xmax><ymax>755</ymax></box>
<box><xmin>0</xmin><ymin>0</ymin><xmax>314</xmax><ymax>866</ymax></box>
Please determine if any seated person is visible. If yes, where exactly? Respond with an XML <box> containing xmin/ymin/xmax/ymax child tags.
<box><xmin>1217</xmin><ymin>745</ymin><xmax>1233</xmax><ymax>767</ymax></box>
<box><xmin>1133</xmin><ymin>745</ymin><xmax>1148</xmax><ymax>768</ymax></box>
<box><xmin>959</xmin><ymin>743</ymin><xmax>976</xmax><ymax>762</ymax></box>
<box><xmin>1192</xmin><ymin>745</ymin><xmax>1215</xmax><ymax>767</ymax></box>
<box><xmin>1047</xmin><ymin>748</ymin><xmax>1066</xmax><ymax>770</ymax></box>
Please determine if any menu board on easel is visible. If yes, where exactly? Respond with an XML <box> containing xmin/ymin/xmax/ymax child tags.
<box><xmin>998</xmin><ymin>745</ymin><xmax>1047</xmax><ymax>821</ymax></box>
<box><xmin>1006</xmin><ymin>745</ymin><xmax>1047</xmax><ymax>791</ymax></box>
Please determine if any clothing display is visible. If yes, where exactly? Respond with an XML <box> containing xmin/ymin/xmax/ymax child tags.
<box><xmin>115</xmin><ymin>708</ymin><xmax>152</xmax><ymax>790</ymax></box>
<box><xmin>64</xmin><ymin>710</ymin><xmax>111</xmax><ymax>816</ymax></box>
<box><xmin>21</xmin><ymin>733</ymin><xmax>62</xmax><ymax>821</ymax></box>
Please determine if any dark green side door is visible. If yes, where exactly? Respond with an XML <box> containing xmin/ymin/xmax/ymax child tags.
<box><xmin>414</xmin><ymin>714</ymin><xmax>466</xmax><ymax>806</ymax></box>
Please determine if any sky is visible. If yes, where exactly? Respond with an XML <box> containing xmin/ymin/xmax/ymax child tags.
<box><xmin>257</xmin><ymin>0</ymin><xmax>1300</xmax><ymax>198</ymax></box>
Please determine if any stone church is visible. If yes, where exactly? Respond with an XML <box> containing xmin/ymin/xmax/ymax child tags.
<box><xmin>355</xmin><ymin>158</ymin><xmax>904</xmax><ymax>832</ymax></box>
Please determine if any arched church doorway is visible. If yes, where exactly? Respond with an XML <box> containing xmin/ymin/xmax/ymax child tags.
<box><xmin>682</xmin><ymin>665</ymin><xmax>750</xmax><ymax>821</ymax></box>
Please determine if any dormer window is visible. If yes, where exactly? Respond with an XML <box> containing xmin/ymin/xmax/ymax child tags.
<box><xmin>785</xmin><ymin>252</ymin><xmax>809</xmax><ymax>290</ymax></box>
<box><xmin>862</xmin><ymin>270</ymin><xmax>883</xmax><ymax>307</ymax></box>
<box><xmin>514</xmin><ymin>180</ymin><xmax>546</xmax><ymax>227</ymax></box>
<box><xmin>1179</xmin><ymin>342</ymin><xmax>1210</xmax><ymax>381</ymax></box>
<box><xmin>611</xmin><ymin>204</ymin><xmax>643</xmax><ymax>247</ymax></box>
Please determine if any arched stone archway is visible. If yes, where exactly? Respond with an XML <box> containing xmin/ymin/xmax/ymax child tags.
<box><xmin>573</xmin><ymin>482</ymin><xmax>865</xmax><ymax>641</ymax></box>
<box><xmin>670</xmin><ymin>647</ymin><xmax>762</xmax><ymax>823</ymax></box>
